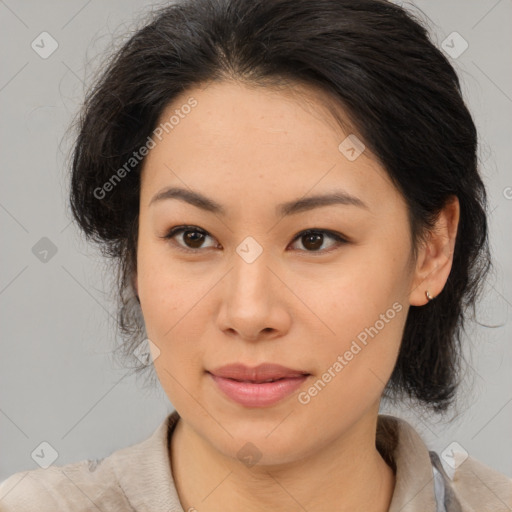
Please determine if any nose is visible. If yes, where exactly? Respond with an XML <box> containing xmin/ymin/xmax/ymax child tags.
<box><xmin>216</xmin><ymin>252</ymin><xmax>292</xmax><ymax>343</ymax></box>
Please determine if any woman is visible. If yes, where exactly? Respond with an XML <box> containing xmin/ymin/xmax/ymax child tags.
<box><xmin>1</xmin><ymin>0</ymin><xmax>510</xmax><ymax>510</ymax></box>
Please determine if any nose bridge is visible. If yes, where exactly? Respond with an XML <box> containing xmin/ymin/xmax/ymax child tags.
<box><xmin>217</xmin><ymin>241</ymin><xmax>289</xmax><ymax>340</ymax></box>
<box><xmin>229</xmin><ymin>243</ymin><xmax>273</xmax><ymax>305</ymax></box>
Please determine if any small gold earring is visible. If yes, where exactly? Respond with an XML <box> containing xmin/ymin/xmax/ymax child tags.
<box><xmin>425</xmin><ymin>290</ymin><xmax>433</xmax><ymax>302</ymax></box>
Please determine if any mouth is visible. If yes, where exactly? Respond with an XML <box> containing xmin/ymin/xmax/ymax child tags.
<box><xmin>218</xmin><ymin>376</ymin><xmax>302</xmax><ymax>383</ymax></box>
<box><xmin>208</xmin><ymin>362</ymin><xmax>310</xmax><ymax>382</ymax></box>
<box><xmin>207</xmin><ymin>363</ymin><xmax>311</xmax><ymax>407</ymax></box>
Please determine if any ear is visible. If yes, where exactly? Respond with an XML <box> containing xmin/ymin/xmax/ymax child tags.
<box><xmin>409</xmin><ymin>196</ymin><xmax>460</xmax><ymax>306</ymax></box>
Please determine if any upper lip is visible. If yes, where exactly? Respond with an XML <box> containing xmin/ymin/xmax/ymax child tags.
<box><xmin>208</xmin><ymin>363</ymin><xmax>310</xmax><ymax>382</ymax></box>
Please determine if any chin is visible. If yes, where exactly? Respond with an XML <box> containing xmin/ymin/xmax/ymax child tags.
<box><xmin>206</xmin><ymin>413</ymin><xmax>312</xmax><ymax>465</ymax></box>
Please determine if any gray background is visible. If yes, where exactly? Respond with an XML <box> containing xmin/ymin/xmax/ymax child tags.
<box><xmin>1</xmin><ymin>0</ymin><xmax>511</xmax><ymax>484</ymax></box>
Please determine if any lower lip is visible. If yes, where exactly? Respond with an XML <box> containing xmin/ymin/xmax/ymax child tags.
<box><xmin>208</xmin><ymin>373</ymin><xmax>309</xmax><ymax>407</ymax></box>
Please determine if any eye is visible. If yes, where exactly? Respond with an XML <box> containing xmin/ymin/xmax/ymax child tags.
<box><xmin>288</xmin><ymin>229</ymin><xmax>348</xmax><ymax>253</ymax></box>
<box><xmin>160</xmin><ymin>226</ymin><xmax>348</xmax><ymax>254</ymax></box>
<box><xmin>160</xmin><ymin>225</ymin><xmax>218</xmax><ymax>252</ymax></box>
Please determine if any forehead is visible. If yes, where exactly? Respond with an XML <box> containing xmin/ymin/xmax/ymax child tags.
<box><xmin>139</xmin><ymin>80</ymin><xmax>399</xmax><ymax>214</ymax></box>
<box><xmin>152</xmin><ymin>79</ymin><xmax>353</xmax><ymax>153</ymax></box>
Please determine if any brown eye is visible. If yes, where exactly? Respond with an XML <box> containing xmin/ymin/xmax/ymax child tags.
<box><xmin>301</xmin><ymin>232</ymin><xmax>324</xmax><ymax>251</ymax></box>
<box><xmin>289</xmin><ymin>229</ymin><xmax>348</xmax><ymax>253</ymax></box>
<box><xmin>162</xmin><ymin>226</ymin><xmax>217</xmax><ymax>251</ymax></box>
<box><xmin>181</xmin><ymin>229</ymin><xmax>206</xmax><ymax>248</ymax></box>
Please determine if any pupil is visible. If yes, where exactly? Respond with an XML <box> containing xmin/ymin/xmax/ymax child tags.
<box><xmin>304</xmin><ymin>233</ymin><xmax>322</xmax><ymax>251</ymax></box>
<box><xmin>185</xmin><ymin>230</ymin><xmax>204</xmax><ymax>248</ymax></box>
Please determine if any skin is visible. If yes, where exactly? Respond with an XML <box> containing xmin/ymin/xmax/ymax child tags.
<box><xmin>134</xmin><ymin>80</ymin><xmax>460</xmax><ymax>512</ymax></box>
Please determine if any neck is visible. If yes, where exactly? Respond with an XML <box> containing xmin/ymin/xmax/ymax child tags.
<box><xmin>169</xmin><ymin>411</ymin><xmax>395</xmax><ymax>512</ymax></box>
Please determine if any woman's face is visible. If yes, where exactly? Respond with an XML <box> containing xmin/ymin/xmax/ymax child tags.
<box><xmin>136</xmin><ymin>80</ymin><xmax>418</xmax><ymax>464</ymax></box>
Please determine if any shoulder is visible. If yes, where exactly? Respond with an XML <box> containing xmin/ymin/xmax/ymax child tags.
<box><xmin>377</xmin><ymin>414</ymin><xmax>512</xmax><ymax>511</ymax></box>
<box><xmin>0</xmin><ymin>413</ymin><xmax>179</xmax><ymax>512</ymax></box>
<box><xmin>433</xmin><ymin>450</ymin><xmax>512</xmax><ymax>511</ymax></box>
<box><xmin>0</xmin><ymin>456</ymin><xmax>133</xmax><ymax>512</ymax></box>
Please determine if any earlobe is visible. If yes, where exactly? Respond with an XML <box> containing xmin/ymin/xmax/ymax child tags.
<box><xmin>409</xmin><ymin>196</ymin><xmax>460</xmax><ymax>306</ymax></box>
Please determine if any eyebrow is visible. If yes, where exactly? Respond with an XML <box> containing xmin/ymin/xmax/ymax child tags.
<box><xmin>148</xmin><ymin>186</ymin><xmax>368</xmax><ymax>216</ymax></box>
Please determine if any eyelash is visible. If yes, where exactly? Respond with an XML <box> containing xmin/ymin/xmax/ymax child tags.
<box><xmin>160</xmin><ymin>225</ymin><xmax>349</xmax><ymax>255</ymax></box>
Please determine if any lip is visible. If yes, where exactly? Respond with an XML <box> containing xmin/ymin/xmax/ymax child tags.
<box><xmin>209</xmin><ymin>363</ymin><xmax>309</xmax><ymax>381</ymax></box>
<box><xmin>208</xmin><ymin>363</ymin><xmax>310</xmax><ymax>407</ymax></box>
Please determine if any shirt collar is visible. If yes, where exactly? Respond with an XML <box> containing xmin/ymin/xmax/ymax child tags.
<box><xmin>110</xmin><ymin>411</ymin><xmax>183</xmax><ymax>511</ymax></box>
<box><xmin>377</xmin><ymin>414</ymin><xmax>439</xmax><ymax>511</ymax></box>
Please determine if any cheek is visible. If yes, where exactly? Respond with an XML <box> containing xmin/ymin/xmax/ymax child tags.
<box><xmin>141</xmin><ymin>266</ymin><xmax>207</xmax><ymax>405</ymax></box>
<box><xmin>297</xmin><ymin>273</ymin><xmax>407</xmax><ymax>418</ymax></box>
<box><xmin>136</xmin><ymin>241</ymin><xmax>219</xmax><ymax>342</ymax></box>
<box><xmin>137</xmin><ymin>239</ymin><xmax>187</xmax><ymax>315</ymax></box>
<box><xmin>139</xmin><ymin>276</ymin><xmax>182</xmax><ymax>338</ymax></box>
<box><xmin>293</xmin><ymin>244</ymin><xmax>409</xmax><ymax>394</ymax></box>
<box><xmin>136</xmin><ymin>250</ymin><xmax>193</xmax><ymax>370</ymax></box>
<box><xmin>301</xmin><ymin>247</ymin><xmax>408</xmax><ymax>336</ymax></box>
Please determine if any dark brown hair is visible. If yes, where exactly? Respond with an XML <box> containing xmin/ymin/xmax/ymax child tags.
<box><xmin>69</xmin><ymin>0</ymin><xmax>491</xmax><ymax>412</ymax></box>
